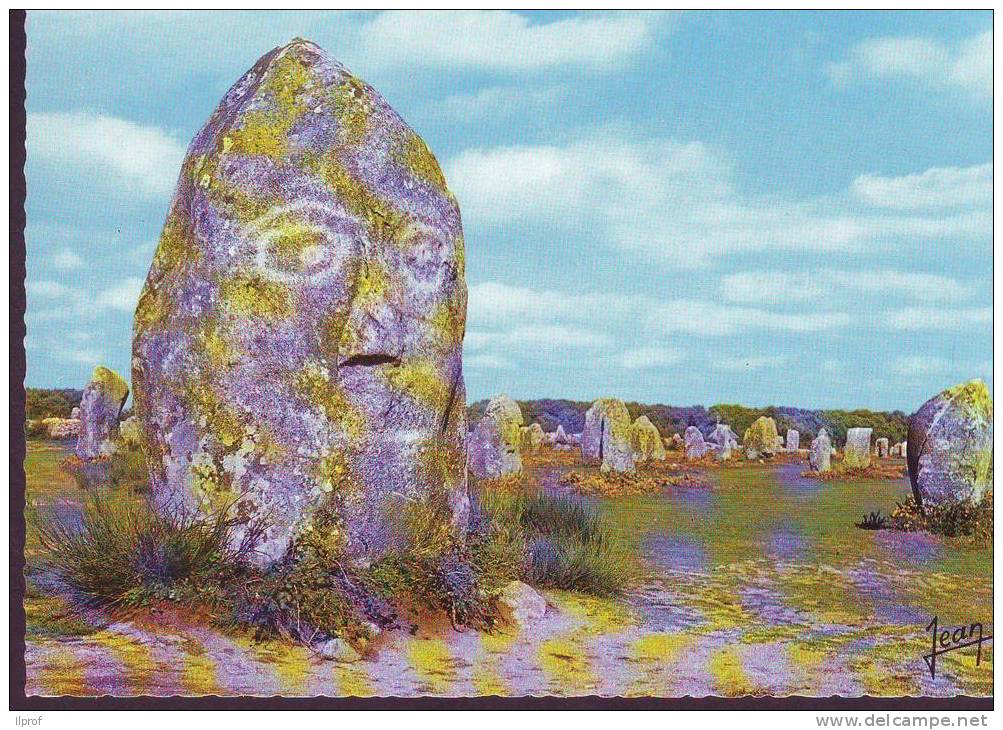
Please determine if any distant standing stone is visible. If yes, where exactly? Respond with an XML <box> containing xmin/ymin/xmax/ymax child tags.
<box><xmin>75</xmin><ymin>366</ymin><xmax>129</xmax><ymax>459</ymax></box>
<box><xmin>844</xmin><ymin>428</ymin><xmax>872</xmax><ymax>468</ymax></box>
<box><xmin>630</xmin><ymin>415</ymin><xmax>666</xmax><ymax>462</ymax></box>
<box><xmin>684</xmin><ymin>426</ymin><xmax>711</xmax><ymax>459</ymax></box>
<box><xmin>581</xmin><ymin>398</ymin><xmax>635</xmax><ymax>473</ymax></box>
<box><xmin>743</xmin><ymin>416</ymin><xmax>780</xmax><ymax>457</ymax></box>
<box><xmin>520</xmin><ymin>423</ymin><xmax>545</xmax><ymax>453</ymax></box>
<box><xmin>907</xmin><ymin>379</ymin><xmax>993</xmax><ymax>509</ymax></box>
<box><xmin>809</xmin><ymin>428</ymin><xmax>832</xmax><ymax>472</ymax></box>
<box><xmin>469</xmin><ymin>395</ymin><xmax>524</xmax><ymax>478</ymax></box>
<box><xmin>786</xmin><ymin>429</ymin><xmax>799</xmax><ymax>452</ymax></box>
<box><xmin>875</xmin><ymin>437</ymin><xmax>889</xmax><ymax>458</ymax></box>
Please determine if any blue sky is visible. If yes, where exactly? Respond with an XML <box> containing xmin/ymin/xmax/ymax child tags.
<box><xmin>24</xmin><ymin>10</ymin><xmax>992</xmax><ymax>411</ymax></box>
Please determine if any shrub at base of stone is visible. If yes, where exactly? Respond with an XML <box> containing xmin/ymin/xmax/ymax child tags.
<box><xmin>907</xmin><ymin>379</ymin><xmax>993</xmax><ymax>510</ymax></box>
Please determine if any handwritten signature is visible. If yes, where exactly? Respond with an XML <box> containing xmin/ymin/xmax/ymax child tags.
<box><xmin>923</xmin><ymin>616</ymin><xmax>992</xmax><ymax>679</ymax></box>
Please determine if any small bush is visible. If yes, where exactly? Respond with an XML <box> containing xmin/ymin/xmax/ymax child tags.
<box><xmin>36</xmin><ymin>492</ymin><xmax>260</xmax><ymax>608</ymax></box>
<box><xmin>891</xmin><ymin>492</ymin><xmax>993</xmax><ymax>544</ymax></box>
<box><xmin>855</xmin><ymin>511</ymin><xmax>887</xmax><ymax>530</ymax></box>
<box><xmin>479</xmin><ymin>491</ymin><xmax>633</xmax><ymax>597</ymax></box>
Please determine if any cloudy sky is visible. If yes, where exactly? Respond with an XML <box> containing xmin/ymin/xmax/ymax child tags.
<box><xmin>24</xmin><ymin>10</ymin><xmax>992</xmax><ymax>410</ymax></box>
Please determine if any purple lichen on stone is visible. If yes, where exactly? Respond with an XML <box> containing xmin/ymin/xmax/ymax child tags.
<box><xmin>132</xmin><ymin>39</ymin><xmax>468</xmax><ymax>565</ymax></box>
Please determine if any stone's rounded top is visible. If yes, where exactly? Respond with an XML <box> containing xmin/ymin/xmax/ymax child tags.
<box><xmin>484</xmin><ymin>394</ymin><xmax>523</xmax><ymax>423</ymax></box>
<box><xmin>937</xmin><ymin>379</ymin><xmax>993</xmax><ymax>422</ymax></box>
<box><xmin>89</xmin><ymin>366</ymin><xmax>129</xmax><ymax>402</ymax></box>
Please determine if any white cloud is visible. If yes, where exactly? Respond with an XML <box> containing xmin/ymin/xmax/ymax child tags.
<box><xmin>886</xmin><ymin>306</ymin><xmax>992</xmax><ymax>330</ymax></box>
<box><xmin>464</xmin><ymin>353</ymin><xmax>515</xmax><ymax>370</ymax></box>
<box><xmin>434</xmin><ymin>85</ymin><xmax>566</xmax><ymax>123</ymax></box>
<box><xmin>826</xmin><ymin>30</ymin><xmax>992</xmax><ymax>100</ymax></box>
<box><xmin>620</xmin><ymin>346</ymin><xmax>684</xmax><ymax>370</ymax></box>
<box><xmin>27</xmin><ymin>112</ymin><xmax>186</xmax><ymax>196</ymax></box>
<box><xmin>468</xmin><ymin>281</ymin><xmax>633</xmax><ymax>328</ymax></box>
<box><xmin>647</xmin><ymin>299</ymin><xmax>850</xmax><ymax>337</ymax></box>
<box><xmin>95</xmin><ymin>277</ymin><xmax>145</xmax><ymax>312</ymax></box>
<box><xmin>362</xmin><ymin>11</ymin><xmax>671</xmax><ymax>72</ymax></box>
<box><xmin>713</xmin><ymin>355</ymin><xmax>786</xmax><ymax>372</ymax></box>
<box><xmin>891</xmin><ymin>355</ymin><xmax>949</xmax><ymax>377</ymax></box>
<box><xmin>468</xmin><ymin>324</ymin><xmax>612</xmax><ymax>352</ymax></box>
<box><xmin>851</xmin><ymin>164</ymin><xmax>992</xmax><ymax>210</ymax></box>
<box><xmin>447</xmin><ymin>132</ymin><xmax>991</xmax><ymax>269</ymax></box>
<box><xmin>721</xmin><ymin>269</ymin><xmax>974</xmax><ymax>305</ymax></box>
<box><xmin>27</xmin><ymin>280</ymin><xmax>73</xmax><ymax>299</ymax></box>
<box><xmin>50</xmin><ymin>249</ymin><xmax>85</xmax><ymax>270</ymax></box>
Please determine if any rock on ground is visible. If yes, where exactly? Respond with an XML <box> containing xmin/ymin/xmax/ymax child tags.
<box><xmin>685</xmin><ymin>426</ymin><xmax>712</xmax><ymax>459</ymax></box>
<box><xmin>75</xmin><ymin>366</ymin><xmax>129</xmax><ymax>459</ymax></box>
<box><xmin>469</xmin><ymin>395</ymin><xmax>524</xmax><ymax>478</ymax></box>
<box><xmin>132</xmin><ymin>39</ymin><xmax>468</xmax><ymax>566</ymax></box>
<box><xmin>786</xmin><ymin>429</ymin><xmax>799</xmax><ymax>451</ymax></box>
<box><xmin>907</xmin><ymin>379</ymin><xmax>993</xmax><ymax>508</ymax></box>
<box><xmin>497</xmin><ymin>580</ymin><xmax>547</xmax><ymax>630</ymax></box>
<box><xmin>520</xmin><ymin>423</ymin><xmax>545</xmax><ymax>453</ymax></box>
<box><xmin>581</xmin><ymin>398</ymin><xmax>635</xmax><ymax>473</ymax></box>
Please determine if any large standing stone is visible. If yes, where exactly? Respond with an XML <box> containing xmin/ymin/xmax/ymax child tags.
<box><xmin>708</xmin><ymin>423</ymin><xmax>738</xmax><ymax>460</ymax></box>
<box><xmin>809</xmin><ymin>428</ymin><xmax>832</xmax><ymax>472</ymax></box>
<box><xmin>786</xmin><ymin>429</ymin><xmax>799</xmax><ymax>452</ymax></box>
<box><xmin>630</xmin><ymin>416</ymin><xmax>666</xmax><ymax>462</ymax></box>
<box><xmin>844</xmin><ymin>428</ymin><xmax>872</xmax><ymax>468</ymax></box>
<box><xmin>875</xmin><ymin>437</ymin><xmax>889</xmax><ymax>458</ymax></box>
<box><xmin>581</xmin><ymin>399</ymin><xmax>635</xmax><ymax>473</ymax></box>
<box><xmin>743</xmin><ymin>416</ymin><xmax>780</xmax><ymax>457</ymax></box>
<box><xmin>469</xmin><ymin>395</ymin><xmax>523</xmax><ymax>478</ymax></box>
<box><xmin>132</xmin><ymin>40</ymin><xmax>469</xmax><ymax>565</ymax></box>
<box><xmin>907</xmin><ymin>380</ymin><xmax>993</xmax><ymax>508</ymax></box>
<box><xmin>75</xmin><ymin>366</ymin><xmax>129</xmax><ymax>459</ymax></box>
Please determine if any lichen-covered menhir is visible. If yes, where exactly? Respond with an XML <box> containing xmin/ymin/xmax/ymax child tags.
<box><xmin>132</xmin><ymin>39</ymin><xmax>468</xmax><ymax>565</ymax></box>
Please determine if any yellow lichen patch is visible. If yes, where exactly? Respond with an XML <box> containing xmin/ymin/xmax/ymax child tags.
<box><xmin>179</xmin><ymin>646</ymin><xmax>220</xmax><ymax>695</ymax></box>
<box><xmin>134</xmin><ymin>285</ymin><xmax>172</xmax><ymax>335</ymax></box>
<box><xmin>538</xmin><ymin>637</ymin><xmax>596</xmax><ymax>695</ymax></box>
<box><xmin>481</xmin><ymin>627</ymin><xmax>518</xmax><ymax>655</ymax></box>
<box><xmin>90</xmin><ymin>629</ymin><xmax>161</xmax><ymax>694</ymax></box>
<box><xmin>471</xmin><ymin>664</ymin><xmax>508</xmax><ymax>696</ymax></box>
<box><xmin>632</xmin><ymin>633</ymin><xmax>692</xmax><ymax>664</ymax></box>
<box><xmin>199</xmin><ymin>323</ymin><xmax>236</xmax><ymax>372</ymax></box>
<box><xmin>25</xmin><ymin>595</ymin><xmax>98</xmax><ymax>639</ymax></box>
<box><xmin>428</xmin><ymin>300</ymin><xmax>463</xmax><ymax>344</ymax></box>
<box><xmin>333</xmin><ymin>664</ymin><xmax>375</xmax><ymax>697</ymax></box>
<box><xmin>185</xmin><ymin>382</ymin><xmax>246</xmax><ymax>450</ymax></box>
<box><xmin>227</xmin><ymin>54</ymin><xmax>313</xmax><ymax>161</ymax></box>
<box><xmin>315</xmin><ymin>449</ymin><xmax>357</xmax><ymax>495</ymax></box>
<box><xmin>267</xmin><ymin>217</ymin><xmax>326</xmax><ymax>270</ymax></box>
<box><xmin>394</xmin><ymin>131</ymin><xmax>447</xmax><ymax>192</ymax></box>
<box><xmin>190</xmin><ymin>457</ymin><xmax>237</xmax><ymax>514</ymax></box>
<box><xmin>235</xmin><ymin>636</ymin><xmax>315</xmax><ymax>695</ymax></box>
<box><xmin>293</xmin><ymin>361</ymin><xmax>365</xmax><ymax>440</ymax></box>
<box><xmin>353</xmin><ymin>262</ymin><xmax>389</xmax><ymax>307</ymax></box>
<box><xmin>407</xmin><ymin>638</ymin><xmax>456</xmax><ymax>695</ymax></box>
<box><xmin>91</xmin><ymin>366</ymin><xmax>130</xmax><ymax>403</ymax></box>
<box><xmin>708</xmin><ymin>646</ymin><xmax>756</xmax><ymax>697</ymax></box>
<box><xmin>385</xmin><ymin>359</ymin><xmax>449</xmax><ymax>412</ymax></box>
<box><xmin>551</xmin><ymin>591</ymin><xmax>637</xmax><ymax>635</ymax></box>
<box><xmin>38</xmin><ymin>645</ymin><xmax>91</xmax><ymax>696</ymax></box>
<box><xmin>220</xmin><ymin>273</ymin><xmax>292</xmax><ymax>319</ymax></box>
<box><xmin>309</xmin><ymin>154</ymin><xmax>411</xmax><ymax>245</ymax></box>
<box><xmin>331</xmin><ymin>75</ymin><xmax>372</xmax><ymax>145</ymax></box>
<box><xmin>153</xmin><ymin>211</ymin><xmax>199</xmax><ymax>276</ymax></box>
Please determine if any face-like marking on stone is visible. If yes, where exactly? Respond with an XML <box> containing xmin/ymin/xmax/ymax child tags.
<box><xmin>133</xmin><ymin>39</ymin><xmax>468</xmax><ymax>566</ymax></box>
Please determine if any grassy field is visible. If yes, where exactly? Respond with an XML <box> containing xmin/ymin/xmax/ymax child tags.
<box><xmin>21</xmin><ymin>440</ymin><xmax>993</xmax><ymax>697</ymax></box>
